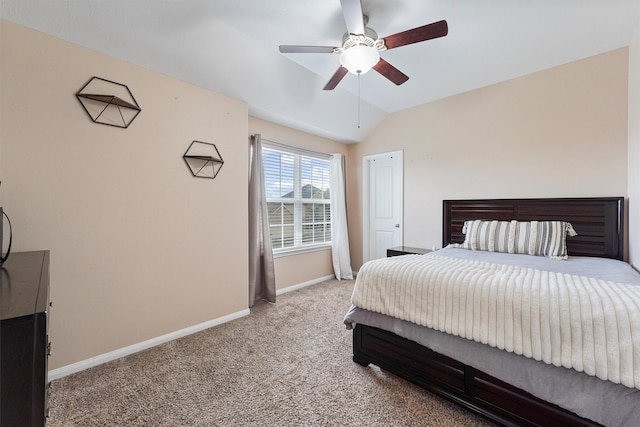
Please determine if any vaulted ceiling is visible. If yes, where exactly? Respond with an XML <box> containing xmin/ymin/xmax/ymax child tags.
<box><xmin>2</xmin><ymin>0</ymin><xmax>639</xmax><ymax>143</ymax></box>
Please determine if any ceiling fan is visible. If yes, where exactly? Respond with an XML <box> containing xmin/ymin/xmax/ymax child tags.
<box><xmin>279</xmin><ymin>0</ymin><xmax>448</xmax><ymax>90</ymax></box>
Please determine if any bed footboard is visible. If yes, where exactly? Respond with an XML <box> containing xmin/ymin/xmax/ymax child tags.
<box><xmin>353</xmin><ymin>324</ymin><xmax>601</xmax><ymax>427</ymax></box>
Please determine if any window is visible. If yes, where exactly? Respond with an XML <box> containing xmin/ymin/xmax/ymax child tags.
<box><xmin>263</xmin><ymin>144</ymin><xmax>331</xmax><ymax>253</ymax></box>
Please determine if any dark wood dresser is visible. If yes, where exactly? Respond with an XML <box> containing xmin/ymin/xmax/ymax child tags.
<box><xmin>1</xmin><ymin>250</ymin><xmax>51</xmax><ymax>427</ymax></box>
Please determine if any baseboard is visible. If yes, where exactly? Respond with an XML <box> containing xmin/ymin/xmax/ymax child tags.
<box><xmin>276</xmin><ymin>274</ymin><xmax>336</xmax><ymax>295</ymax></box>
<box><xmin>48</xmin><ymin>308</ymin><xmax>250</xmax><ymax>381</ymax></box>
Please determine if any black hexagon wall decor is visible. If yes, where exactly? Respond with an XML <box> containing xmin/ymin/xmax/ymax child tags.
<box><xmin>76</xmin><ymin>76</ymin><xmax>141</xmax><ymax>128</ymax></box>
<box><xmin>183</xmin><ymin>141</ymin><xmax>224</xmax><ymax>179</ymax></box>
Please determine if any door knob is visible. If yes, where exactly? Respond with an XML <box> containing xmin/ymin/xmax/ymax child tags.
<box><xmin>395</xmin><ymin>224</ymin><xmax>400</xmax><ymax>228</ymax></box>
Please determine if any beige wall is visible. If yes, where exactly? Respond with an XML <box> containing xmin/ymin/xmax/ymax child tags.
<box><xmin>1</xmin><ymin>20</ymin><xmax>249</xmax><ymax>369</ymax></box>
<box><xmin>347</xmin><ymin>48</ymin><xmax>629</xmax><ymax>270</ymax></box>
<box><xmin>248</xmin><ymin>117</ymin><xmax>349</xmax><ymax>289</ymax></box>
<box><xmin>630</xmin><ymin>18</ymin><xmax>640</xmax><ymax>269</ymax></box>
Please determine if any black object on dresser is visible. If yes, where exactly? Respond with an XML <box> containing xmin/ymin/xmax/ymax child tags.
<box><xmin>1</xmin><ymin>251</ymin><xmax>51</xmax><ymax>427</ymax></box>
<box><xmin>386</xmin><ymin>246</ymin><xmax>432</xmax><ymax>257</ymax></box>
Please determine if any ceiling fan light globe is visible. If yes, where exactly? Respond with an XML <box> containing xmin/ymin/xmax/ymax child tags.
<box><xmin>340</xmin><ymin>45</ymin><xmax>380</xmax><ymax>75</ymax></box>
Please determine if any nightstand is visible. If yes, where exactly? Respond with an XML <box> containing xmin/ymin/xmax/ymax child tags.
<box><xmin>387</xmin><ymin>246</ymin><xmax>432</xmax><ymax>257</ymax></box>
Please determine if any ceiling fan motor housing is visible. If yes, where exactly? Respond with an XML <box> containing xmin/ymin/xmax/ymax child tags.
<box><xmin>341</xmin><ymin>27</ymin><xmax>384</xmax><ymax>51</ymax></box>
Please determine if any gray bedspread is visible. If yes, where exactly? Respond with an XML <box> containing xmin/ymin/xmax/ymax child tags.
<box><xmin>344</xmin><ymin>248</ymin><xmax>640</xmax><ymax>426</ymax></box>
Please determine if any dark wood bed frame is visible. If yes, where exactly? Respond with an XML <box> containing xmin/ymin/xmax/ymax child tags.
<box><xmin>353</xmin><ymin>197</ymin><xmax>624</xmax><ymax>427</ymax></box>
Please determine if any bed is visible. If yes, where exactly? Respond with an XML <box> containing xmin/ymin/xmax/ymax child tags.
<box><xmin>344</xmin><ymin>197</ymin><xmax>640</xmax><ymax>427</ymax></box>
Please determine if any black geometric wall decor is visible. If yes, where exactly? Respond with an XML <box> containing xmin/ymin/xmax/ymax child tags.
<box><xmin>76</xmin><ymin>76</ymin><xmax>141</xmax><ymax>128</ymax></box>
<box><xmin>183</xmin><ymin>141</ymin><xmax>224</xmax><ymax>179</ymax></box>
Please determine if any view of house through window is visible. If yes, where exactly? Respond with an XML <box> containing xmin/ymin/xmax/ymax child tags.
<box><xmin>263</xmin><ymin>144</ymin><xmax>331</xmax><ymax>252</ymax></box>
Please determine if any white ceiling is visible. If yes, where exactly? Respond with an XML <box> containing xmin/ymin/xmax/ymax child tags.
<box><xmin>2</xmin><ymin>0</ymin><xmax>639</xmax><ymax>143</ymax></box>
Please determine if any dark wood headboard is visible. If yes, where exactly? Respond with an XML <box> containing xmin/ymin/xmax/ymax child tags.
<box><xmin>443</xmin><ymin>197</ymin><xmax>624</xmax><ymax>260</ymax></box>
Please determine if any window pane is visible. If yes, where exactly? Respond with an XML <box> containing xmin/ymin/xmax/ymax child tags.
<box><xmin>268</xmin><ymin>202</ymin><xmax>294</xmax><ymax>226</ymax></box>
<box><xmin>302</xmin><ymin>224</ymin><xmax>314</xmax><ymax>245</ymax></box>
<box><xmin>302</xmin><ymin>203</ymin><xmax>328</xmax><ymax>224</ymax></box>
<box><xmin>313</xmin><ymin>224</ymin><xmax>324</xmax><ymax>242</ymax></box>
<box><xmin>263</xmin><ymin>148</ymin><xmax>295</xmax><ymax>198</ymax></box>
<box><xmin>282</xmin><ymin>225</ymin><xmax>294</xmax><ymax>248</ymax></box>
<box><xmin>300</xmin><ymin>156</ymin><xmax>330</xmax><ymax>200</ymax></box>
<box><xmin>282</xmin><ymin>203</ymin><xmax>294</xmax><ymax>225</ymax></box>
<box><xmin>302</xmin><ymin>203</ymin><xmax>313</xmax><ymax>223</ymax></box>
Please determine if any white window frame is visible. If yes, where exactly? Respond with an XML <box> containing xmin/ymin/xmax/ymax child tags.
<box><xmin>263</xmin><ymin>141</ymin><xmax>332</xmax><ymax>257</ymax></box>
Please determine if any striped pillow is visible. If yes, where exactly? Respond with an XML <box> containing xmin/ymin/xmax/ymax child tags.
<box><xmin>529</xmin><ymin>220</ymin><xmax>577</xmax><ymax>258</ymax></box>
<box><xmin>460</xmin><ymin>220</ymin><xmax>510</xmax><ymax>252</ymax></box>
<box><xmin>456</xmin><ymin>220</ymin><xmax>577</xmax><ymax>259</ymax></box>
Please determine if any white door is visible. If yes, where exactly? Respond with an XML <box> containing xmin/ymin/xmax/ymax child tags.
<box><xmin>363</xmin><ymin>151</ymin><xmax>403</xmax><ymax>263</ymax></box>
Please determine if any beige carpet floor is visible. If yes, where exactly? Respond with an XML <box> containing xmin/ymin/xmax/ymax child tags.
<box><xmin>48</xmin><ymin>279</ymin><xmax>496</xmax><ymax>426</ymax></box>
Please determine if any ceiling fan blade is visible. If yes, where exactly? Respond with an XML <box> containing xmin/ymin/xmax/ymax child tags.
<box><xmin>279</xmin><ymin>45</ymin><xmax>337</xmax><ymax>54</ymax></box>
<box><xmin>383</xmin><ymin>20</ymin><xmax>448</xmax><ymax>50</ymax></box>
<box><xmin>373</xmin><ymin>59</ymin><xmax>409</xmax><ymax>86</ymax></box>
<box><xmin>340</xmin><ymin>0</ymin><xmax>365</xmax><ymax>35</ymax></box>
<box><xmin>323</xmin><ymin>66</ymin><xmax>349</xmax><ymax>90</ymax></box>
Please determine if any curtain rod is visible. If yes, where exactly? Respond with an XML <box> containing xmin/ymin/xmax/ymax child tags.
<box><xmin>261</xmin><ymin>138</ymin><xmax>332</xmax><ymax>160</ymax></box>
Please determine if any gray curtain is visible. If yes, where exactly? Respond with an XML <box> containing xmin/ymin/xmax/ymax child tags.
<box><xmin>248</xmin><ymin>134</ymin><xmax>276</xmax><ymax>307</ymax></box>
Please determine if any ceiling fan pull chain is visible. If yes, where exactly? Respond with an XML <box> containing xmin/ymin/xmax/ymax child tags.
<box><xmin>357</xmin><ymin>73</ymin><xmax>361</xmax><ymax>129</ymax></box>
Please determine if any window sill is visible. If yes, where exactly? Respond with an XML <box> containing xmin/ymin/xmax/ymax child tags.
<box><xmin>273</xmin><ymin>244</ymin><xmax>332</xmax><ymax>258</ymax></box>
